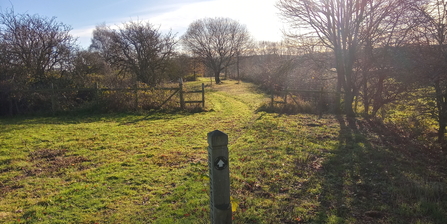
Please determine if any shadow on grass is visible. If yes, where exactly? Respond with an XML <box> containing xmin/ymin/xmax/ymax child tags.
<box><xmin>312</xmin><ymin>116</ymin><xmax>447</xmax><ymax>223</ymax></box>
<box><xmin>0</xmin><ymin>110</ymin><xmax>200</xmax><ymax>132</ymax></box>
<box><xmin>119</xmin><ymin>108</ymin><xmax>210</xmax><ymax>125</ymax></box>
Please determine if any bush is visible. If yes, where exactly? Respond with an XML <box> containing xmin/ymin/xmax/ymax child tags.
<box><xmin>183</xmin><ymin>73</ymin><xmax>203</xmax><ymax>82</ymax></box>
<box><xmin>0</xmin><ymin>85</ymin><xmax>188</xmax><ymax>116</ymax></box>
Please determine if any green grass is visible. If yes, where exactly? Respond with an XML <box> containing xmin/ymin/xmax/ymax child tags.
<box><xmin>1</xmin><ymin>79</ymin><xmax>446</xmax><ymax>223</ymax></box>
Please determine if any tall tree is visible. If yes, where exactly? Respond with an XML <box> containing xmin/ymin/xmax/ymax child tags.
<box><xmin>90</xmin><ymin>21</ymin><xmax>176</xmax><ymax>86</ymax></box>
<box><xmin>71</xmin><ymin>50</ymin><xmax>110</xmax><ymax>87</ymax></box>
<box><xmin>181</xmin><ymin>17</ymin><xmax>251</xmax><ymax>84</ymax></box>
<box><xmin>357</xmin><ymin>0</ymin><xmax>421</xmax><ymax>117</ymax></box>
<box><xmin>417</xmin><ymin>0</ymin><xmax>447</xmax><ymax>144</ymax></box>
<box><xmin>0</xmin><ymin>10</ymin><xmax>76</xmax><ymax>88</ymax></box>
<box><xmin>277</xmin><ymin>0</ymin><xmax>412</xmax><ymax>116</ymax></box>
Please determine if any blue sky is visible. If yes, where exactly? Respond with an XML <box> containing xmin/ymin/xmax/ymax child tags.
<box><xmin>1</xmin><ymin>0</ymin><xmax>284</xmax><ymax>49</ymax></box>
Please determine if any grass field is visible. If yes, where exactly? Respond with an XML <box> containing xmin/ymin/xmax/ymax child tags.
<box><xmin>1</xmin><ymin>79</ymin><xmax>446</xmax><ymax>223</ymax></box>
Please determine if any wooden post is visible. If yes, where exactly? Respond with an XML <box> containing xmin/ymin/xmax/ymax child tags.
<box><xmin>179</xmin><ymin>79</ymin><xmax>185</xmax><ymax>110</ymax></box>
<box><xmin>271</xmin><ymin>92</ymin><xmax>274</xmax><ymax>108</ymax></box>
<box><xmin>207</xmin><ymin>130</ymin><xmax>231</xmax><ymax>224</ymax></box>
<box><xmin>202</xmin><ymin>83</ymin><xmax>205</xmax><ymax>108</ymax></box>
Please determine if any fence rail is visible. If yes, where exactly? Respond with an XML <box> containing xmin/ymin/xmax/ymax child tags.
<box><xmin>1</xmin><ymin>82</ymin><xmax>205</xmax><ymax>115</ymax></box>
<box><xmin>271</xmin><ymin>88</ymin><xmax>343</xmax><ymax>115</ymax></box>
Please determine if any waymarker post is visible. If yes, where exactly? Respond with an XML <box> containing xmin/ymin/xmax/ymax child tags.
<box><xmin>207</xmin><ymin>130</ymin><xmax>231</xmax><ymax>224</ymax></box>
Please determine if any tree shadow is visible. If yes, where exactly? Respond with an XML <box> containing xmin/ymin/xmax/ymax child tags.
<box><xmin>309</xmin><ymin>115</ymin><xmax>447</xmax><ymax>223</ymax></box>
<box><xmin>0</xmin><ymin>111</ymin><xmax>200</xmax><ymax>134</ymax></box>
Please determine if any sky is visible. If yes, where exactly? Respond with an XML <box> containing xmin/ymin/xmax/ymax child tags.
<box><xmin>1</xmin><ymin>0</ymin><xmax>285</xmax><ymax>49</ymax></box>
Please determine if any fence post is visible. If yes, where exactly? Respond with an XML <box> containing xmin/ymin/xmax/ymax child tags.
<box><xmin>207</xmin><ymin>130</ymin><xmax>232</xmax><ymax>224</ymax></box>
<box><xmin>202</xmin><ymin>83</ymin><xmax>205</xmax><ymax>108</ymax></box>
<box><xmin>179</xmin><ymin>79</ymin><xmax>185</xmax><ymax>109</ymax></box>
<box><xmin>271</xmin><ymin>92</ymin><xmax>274</xmax><ymax>108</ymax></box>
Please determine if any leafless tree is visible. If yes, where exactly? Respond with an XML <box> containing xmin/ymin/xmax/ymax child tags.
<box><xmin>90</xmin><ymin>21</ymin><xmax>177</xmax><ymax>86</ymax></box>
<box><xmin>181</xmin><ymin>18</ymin><xmax>251</xmax><ymax>84</ymax></box>
<box><xmin>71</xmin><ymin>50</ymin><xmax>110</xmax><ymax>87</ymax></box>
<box><xmin>0</xmin><ymin>10</ymin><xmax>76</xmax><ymax>89</ymax></box>
<box><xmin>89</xmin><ymin>24</ymin><xmax>118</xmax><ymax>66</ymax></box>
<box><xmin>354</xmin><ymin>0</ymin><xmax>422</xmax><ymax>117</ymax></box>
<box><xmin>284</xmin><ymin>37</ymin><xmax>336</xmax><ymax>90</ymax></box>
<box><xmin>243</xmin><ymin>41</ymin><xmax>293</xmax><ymax>90</ymax></box>
<box><xmin>277</xmin><ymin>0</ymin><xmax>416</xmax><ymax>116</ymax></box>
<box><xmin>416</xmin><ymin>0</ymin><xmax>447</xmax><ymax>143</ymax></box>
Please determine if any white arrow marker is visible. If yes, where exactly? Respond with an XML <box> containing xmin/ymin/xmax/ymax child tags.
<box><xmin>217</xmin><ymin>160</ymin><xmax>225</xmax><ymax>168</ymax></box>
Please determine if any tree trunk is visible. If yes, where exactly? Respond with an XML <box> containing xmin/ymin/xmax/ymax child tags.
<box><xmin>334</xmin><ymin>48</ymin><xmax>356</xmax><ymax>117</ymax></box>
<box><xmin>339</xmin><ymin>67</ymin><xmax>356</xmax><ymax>117</ymax></box>
<box><xmin>362</xmin><ymin>41</ymin><xmax>373</xmax><ymax>116</ymax></box>
<box><xmin>214</xmin><ymin>71</ymin><xmax>221</xmax><ymax>84</ymax></box>
<box><xmin>335</xmin><ymin>72</ymin><xmax>343</xmax><ymax>114</ymax></box>
<box><xmin>362</xmin><ymin>75</ymin><xmax>369</xmax><ymax>115</ymax></box>
<box><xmin>344</xmin><ymin>91</ymin><xmax>356</xmax><ymax>117</ymax></box>
<box><xmin>371</xmin><ymin>74</ymin><xmax>385</xmax><ymax>117</ymax></box>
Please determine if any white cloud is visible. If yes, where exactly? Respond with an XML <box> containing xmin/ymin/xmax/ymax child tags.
<box><xmin>70</xmin><ymin>26</ymin><xmax>95</xmax><ymax>48</ymax></box>
<box><xmin>72</xmin><ymin>0</ymin><xmax>284</xmax><ymax>48</ymax></box>
<box><xmin>146</xmin><ymin>0</ymin><xmax>283</xmax><ymax>41</ymax></box>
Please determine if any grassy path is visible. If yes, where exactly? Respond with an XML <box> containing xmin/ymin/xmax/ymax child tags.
<box><xmin>1</xmin><ymin>79</ymin><xmax>446</xmax><ymax>224</ymax></box>
<box><xmin>0</xmin><ymin>80</ymin><xmax>269</xmax><ymax>224</ymax></box>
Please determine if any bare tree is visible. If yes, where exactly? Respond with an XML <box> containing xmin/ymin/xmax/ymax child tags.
<box><xmin>90</xmin><ymin>21</ymin><xmax>177</xmax><ymax>86</ymax></box>
<box><xmin>277</xmin><ymin>0</ymin><xmax>413</xmax><ymax>116</ymax></box>
<box><xmin>355</xmin><ymin>0</ymin><xmax>422</xmax><ymax>117</ymax></box>
<box><xmin>0</xmin><ymin>10</ymin><xmax>76</xmax><ymax>89</ymax></box>
<box><xmin>89</xmin><ymin>24</ymin><xmax>119</xmax><ymax>67</ymax></box>
<box><xmin>71</xmin><ymin>50</ymin><xmax>110</xmax><ymax>87</ymax></box>
<box><xmin>244</xmin><ymin>41</ymin><xmax>295</xmax><ymax>91</ymax></box>
<box><xmin>181</xmin><ymin>18</ymin><xmax>251</xmax><ymax>84</ymax></box>
<box><xmin>417</xmin><ymin>0</ymin><xmax>447</xmax><ymax>143</ymax></box>
<box><xmin>284</xmin><ymin>37</ymin><xmax>336</xmax><ymax>90</ymax></box>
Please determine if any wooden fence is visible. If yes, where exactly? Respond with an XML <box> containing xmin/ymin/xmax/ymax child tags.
<box><xmin>271</xmin><ymin>88</ymin><xmax>343</xmax><ymax>114</ymax></box>
<box><xmin>1</xmin><ymin>82</ymin><xmax>205</xmax><ymax>115</ymax></box>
